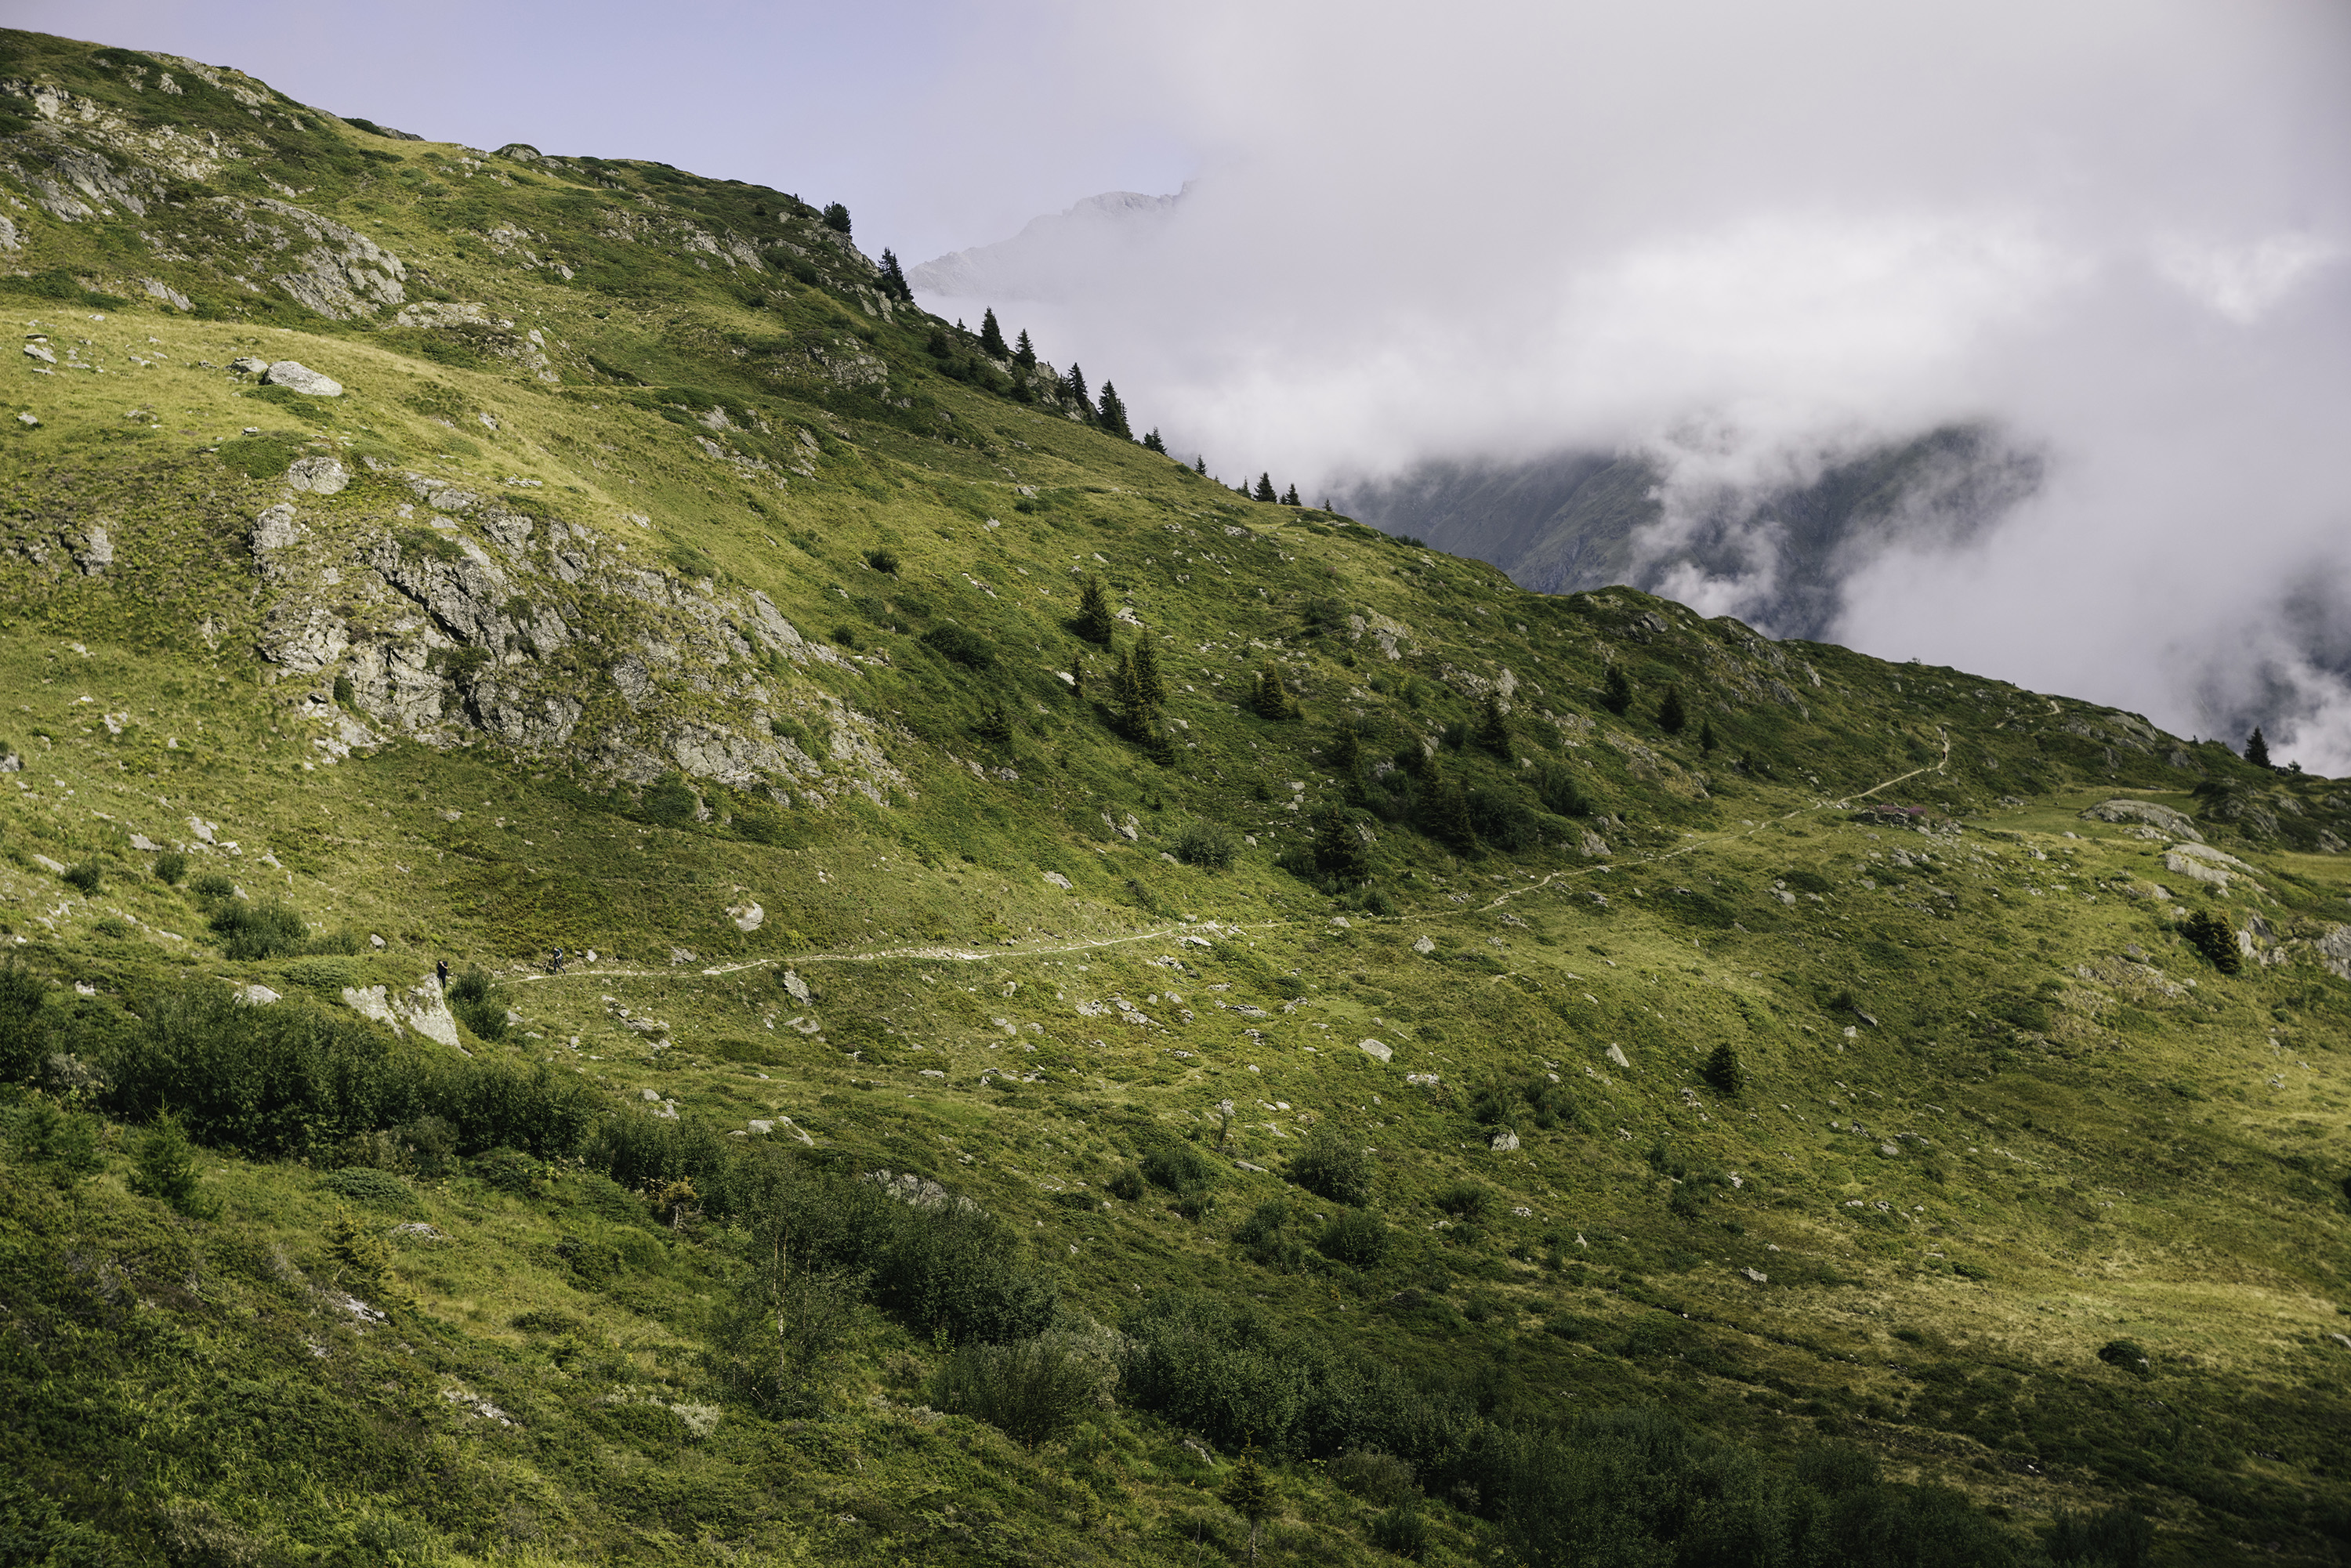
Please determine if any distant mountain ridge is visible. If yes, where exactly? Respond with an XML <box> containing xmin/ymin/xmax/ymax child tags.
<box><xmin>909</xmin><ymin>187</ymin><xmax>1185</xmax><ymax>302</ymax></box>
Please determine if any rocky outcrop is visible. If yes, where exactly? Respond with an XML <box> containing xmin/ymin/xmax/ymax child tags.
<box><xmin>2081</xmin><ymin>798</ymin><xmax>2201</xmax><ymax>841</ymax></box>
<box><xmin>262</xmin><ymin>360</ymin><xmax>342</xmax><ymax>396</ymax></box>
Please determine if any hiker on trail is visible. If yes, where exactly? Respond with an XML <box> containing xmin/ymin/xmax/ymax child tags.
<box><xmin>436</xmin><ymin>958</ymin><xmax>449</xmax><ymax>990</ymax></box>
<box><xmin>548</xmin><ymin>947</ymin><xmax>566</xmax><ymax>974</ymax></box>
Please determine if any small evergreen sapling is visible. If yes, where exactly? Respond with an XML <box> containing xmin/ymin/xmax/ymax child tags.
<box><xmin>1142</xmin><ymin>428</ymin><xmax>1167</xmax><ymax>453</ymax></box>
<box><xmin>820</xmin><ymin>201</ymin><xmax>851</xmax><ymax>234</ymax></box>
<box><xmin>131</xmin><ymin>1110</ymin><xmax>219</xmax><ymax>1219</ymax></box>
<box><xmin>2182</xmin><ymin>909</ymin><xmax>2242</xmax><ymax>974</ymax></box>
<box><xmin>1702</xmin><ymin>1043</ymin><xmax>1745</xmax><ymax>1097</ymax></box>
<box><xmin>1221</xmin><ymin>1452</ymin><xmax>1277</xmax><ymax>1566</ymax></box>
<box><xmin>1699</xmin><ymin>718</ymin><xmax>1717</xmax><ymax>755</ymax></box>
<box><xmin>1281</xmin><ymin>483</ymin><xmax>1301</xmax><ymax>505</ymax></box>
<box><xmin>1063</xmin><ymin>362</ymin><xmax>1089</xmax><ymax>414</ymax></box>
<box><xmin>1132</xmin><ymin>632</ymin><xmax>1169</xmax><ymax>708</ymax></box>
<box><xmin>1475</xmin><ymin>691</ymin><xmax>1513</xmax><ymax>759</ymax></box>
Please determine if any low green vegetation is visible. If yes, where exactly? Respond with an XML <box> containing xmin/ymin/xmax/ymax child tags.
<box><xmin>0</xmin><ymin>24</ymin><xmax>2346</xmax><ymax>1567</ymax></box>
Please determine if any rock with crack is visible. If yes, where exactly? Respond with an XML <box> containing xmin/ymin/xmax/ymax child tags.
<box><xmin>262</xmin><ymin>360</ymin><xmax>342</xmax><ymax>396</ymax></box>
<box><xmin>286</xmin><ymin>455</ymin><xmax>348</xmax><ymax>494</ymax></box>
<box><xmin>2081</xmin><ymin>798</ymin><xmax>2202</xmax><ymax>842</ymax></box>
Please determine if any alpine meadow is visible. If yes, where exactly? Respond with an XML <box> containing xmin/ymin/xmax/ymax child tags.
<box><xmin>2</xmin><ymin>28</ymin><xmax>2350</xmax><ymax>1567</ymax></box>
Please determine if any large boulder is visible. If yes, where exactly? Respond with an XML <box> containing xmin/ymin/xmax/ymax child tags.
<box><xmin>262</xmin><ymin>360</ymin><xmax>342</xmax><ymax>396</ymax></box>
<box><xmin>2081</xmin><ymin>798</ymin><xmax>2202</xmax><ymax>842</ymax></box>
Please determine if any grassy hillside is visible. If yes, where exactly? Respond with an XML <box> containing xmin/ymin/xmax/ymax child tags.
<box><xmin>2</xmin><ymin>27</ymin><xmax>2349</xmax><ymax>1566</ymax></box>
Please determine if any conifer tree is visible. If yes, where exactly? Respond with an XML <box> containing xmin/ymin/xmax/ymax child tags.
<box><xmin>1476</xmin><ymin>690</ymin><xmax>1512</xmax><ymax>759</ymax></box>
<box><xmin>1703</xmin><ymin>1043</ymin><xmax>1745</xmax><ymax>1097</ymax></box>
<box><xmin>1221</xmin><ymin>1452</ymin><xmax>1277</xmax><ymax>1567</ymax></box>
<box><xmin>1142</xmin><ymin>428</ymin><xmax>1167</xmax><ymax>454</ymax></box>
<box><xmin>1097</xmin><ymin>381</ymin><xmax>1132</xmax><ymax>439</ymax></box>
<box><xmin>1012</xmin><ymin>328</ymin><xmax>1037</xmax><ymax>368</ymax></box>
<box><xmin>1064</xmin><ymin>363</ymin><xmax>1090</xmax><ymax>415</ymax></box>
<box><xmin>1074</xmin><ymin>575</ymin><xmax>1115</xmax><ymax>644</ymax></box>
<box><xmin>1114</xmin><ymin>647</ymin><xmax>1157</xmax><ymax>739</ymax></box>
<box><xmin>1254</xmin><ymin>473</ymin><xmax>1277</xmax><ymax>503</ymax></box>
<box><xmin>1328</xmin><ymin>725</ymin><xmax>1362</xmax><ymax>775</ymax></box>
<box><xmin>1133</xmin><ymin>632</ymin><xmax>1168</xmax><ymax>708</ymax></box>
<box><xmin>979</xmin><ymin>308</ymin><xmax>1009</xmax><ymax>360</ymax></box>
<box><xmin>1312</xmin><ymin>806</ymin><xmax>1374</xmax><ymax>885</ymax></box>
<box><xmin>130</xmin><ymin>1110</ymin><xmax>217</xmax><ymax>1220</ymax></box>
<box><xmin>1657</xmin><ymin>684</ymin><xmax>1689</xmax><ymax>736</ymax></box>
<box><xmin>876</xmin><ymin>248</ymin><xmax>912</xmax><ymax>302</ymax></box>
<box><xmin>1250</xmin><ymin>661</ymin><xmax>1295</xmax><ymax>720</ymax></box>
<box><xmin>1416</xmin><ymin>755</ymin><xmax>1476</xmax><ymax>850</ymax></box>
<box><xmin>1281</xmin><ymin>483</ymin><xmax>1301</xmax><ymax>506</ymax></box>
<box><xmin>1601</xmin><ymin>663</ymin><xmax>1633</xmax><ymax>715</ymax></box>
<box><xmin>2245</xmin><ymin>727</ymin><xmax>2272</xmax><ymax>768</ymax></box>
<box><xmin>1195</xmin><ymin>454</ymin><xmax>1208</xmax><ymax>474</ymax></box>
<box><xmin>821</xmin><ymin>201</ymin><xmax>852</xmax><ymax>234</ymax></box>
<box><xmin>1699</xmin><ymin>718</ymin><xmax>1717</xmax><ymax>755</ymax></box>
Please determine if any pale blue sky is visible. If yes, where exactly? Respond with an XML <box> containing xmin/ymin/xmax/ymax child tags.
<box><xmin>13</xmin><ymin>0</ymin><xmax>1195</xmax><ymax>263</ymax></box>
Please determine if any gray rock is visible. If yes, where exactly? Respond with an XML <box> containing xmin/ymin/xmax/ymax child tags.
<box><xmin>729</xmin><ymin>900</ymin><xmax>764</xmax><ymax>932</ymax></box>
<box><xmin>23</xmin><ymin>342</ymin><xmax>54</xmax><ymax>364</ymax></box>
<box><xmin>237</xmin><ymin>983</ymin><xmax>282</xmax><ymax>1005</ymax></box>
<box><xmin>1357</xmin><ymin>1038</ymin><xmax>1393</xmax><ymax>1063</ymax></box>
<box><xmin>1605</xmin><ymin>1044</ymin><xmax>1630</xmax><ymax>1069</ymax></box>
<box><xmin>31</xmin><ymin>853</ymin><xmax>67</xmax><ymax>875</ymax></box>
<box><xmin>1740</xmin><ymin>1267</ymin><xmax>1768</xmax><ymax>1284</ymax></box>
<box><xmin>262</xmin><ymin>360</ymin><xmax>342</xmax><ymax>397</ymax></box>
<box><xmin>70</xmin><ymin>525</ymin><xmax>110</xmax><ymax>575</ymax></box>
<box><xmin>252</xmin><ymin>503</ymin><xmax>299</xmax><ymax>551</ymax></box>
<box><xmin>2081</xmin><ymin>798</ymin><xmax>2202</xmax><ymax>842</ymax></box>
<box><xmin>1490</xmin><ymin>1129</ymin><xmax>1521</xmax><ymax>1152</ymax></box>
<box><xmin>1879</xmin><ymin>1142</ymin><xmax>1901</xmax><ymax>1157</ymax></box>
<box><xmin>781</xmin><ymin>969</ymin><xmax>810</xmax><ymax>1002</ymax></box>
<box><xmin>287</xmin><ymin>455</ymin><xmax>349</xmax><ymax>494</ymax></box>
<box><xmin>1411</xmin><ymin>935</ymin><xmax>1436</xmax><ymax>954</ymax></box>
<box><xmin>230</xmin><ymin>356</ymin><xmax>269</xmax><ymax>374</ymax></box>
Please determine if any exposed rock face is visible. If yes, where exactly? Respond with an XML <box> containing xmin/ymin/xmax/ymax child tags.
<box><xmin>251</xmin><ymin>503</ymin><xmax>299</xmax><ymax>552</ymax></box>
<box><xmin>2081</xmin><ymin>798</ymin><xmax>2202</xmax><ymax>841</ymax></box>
<box><xmin>1357</xmin><ymin>1038</ymin><xmax>1393</xmax><ymax>1063</ymax></box>
<box><xmin>1490</xmin><ymin>1129</ymin><xmax>1521</xmax><ymax>1152</ymax></box>
<box><xmin>2317</xmin><ymin>925</ymin><xmax>2351</xmax><ymax>981</ymax></box>
<box><xmin>262</xmin><ymin>360</ymin><xmax>342</xmax><ymax>396</ymax></box>
<box><xmin>286</xmin><ymin>456</ymin><xmax>348</xmax><ymax>493</ymax></box>
<box><xmin>2164</xmin><ymin>842</ymin><xmax>2251</xmax><ymax>889</ymax></box>
<box><xmin>69</xmin><ymin>524</ymin><xmax>111</xmax><ymax>575</ymax></box>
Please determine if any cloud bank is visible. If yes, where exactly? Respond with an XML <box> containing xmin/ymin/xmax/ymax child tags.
<box><xmin>914</xmin><ymin>0</ymin><xmax>2351</xmax><ymax>766</ymax></box>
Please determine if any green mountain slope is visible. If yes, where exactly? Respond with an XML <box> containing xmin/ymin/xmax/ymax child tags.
<box><xmin>2</xmin><ymin>28</ymin><xmax>2348</xmax><ymax>1567</ymax></box>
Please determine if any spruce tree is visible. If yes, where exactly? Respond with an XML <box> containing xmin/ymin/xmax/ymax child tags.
<box><xmin>1601</xmin><ymin>663</ymin><xmax>1633</xmax><ymax>715</ymax></box>
<box><xmin>1195</xmin><ymin>454</ymin><xmax>1208</xmax><ymax>474</ymax></box>
<box><xmin>1114</xmin><ymin>648</ymin><xmax>1154</xmax><ymax>739</ymax></box>
<box><xmin>1281</xmin><ymin>483</ymin><xmax>1301</xmax><ymax>506</ymax></box>
<box><xmin>1476</xmin><ymin>691</ymin><xmax>1513</xmax><ymax>759</ymax></box>
<box><xmin>1221</xmin><ymin>1452</ymin><xmax>1277</xmax><ymax>1567</ymax></box>
<box><xmin>1699</xmin><ymin>718</ymin><xmax>1717</xmax><ymax>755</ymax></box>
<box><xmin>1657</xmin><ymin>685</ymin><xmax>1688</xmax><ymax>735</ymax></box>
<box><xmin>1254</xmin><ymin>473</ymin><xmax>1277</xmax><ymax>503</ymax></box>
<box><xmin>1702</xmin><ymin>1043</ymin><xmax>1745</xmax><ymax>1097</ymax></box>
<box><xmin>1250</xmin><ymin>661</ymin><xmax>1295</xmax><ymax>720</ymax></box>
<box><xmin>876</xmin><ymin>249</ymin><xmax>912</xmax><ymax>302</ymax></box>
<box><xmin>1417</xmin><ymin>755</ymin><xmax>1476</xmax><ymax>850</ymax></box>
<box><xmin>130</xmin><ymin>1110</ymin><xmax>217</xmax><ymax>1220</ymax></box>
<box><xmin>1142</xmin><ymin>428</ymin><xmax>1167</xmax><ymax>454</ymax></box>
<box><xmin>1313</xmin><ymin>805</ymin><xmax>1374</xmax><ymax>884</ymax></box>
<box><xmin>1097</xmin><ymin>381</ymin><xmax>1132</xmax><ymax>439</ymax></box>
<box><xmin>2245</xmin><ymin>727</ymin><xmax>2272</xmax><ymax>768</ymax></box>
<box><xmin>1133</xmin><ymin>632</ymin><xmax>1169</xmax><ymax>708</ymax></box>
<box><xmin>1074</xmin><ymin>575</ymin><xmax>1115</xmax><ymax>644</ymax></box>
<box><xmin>1064</xmin><ymin>363</ymin><xmax>1089</xmax><ymax>415</ymax></box>
<box><xmin>1012</xmin><ymin>328</ymin><xmax>1037</xmax><ymax>368</ymax></box>
<box><xmin>821</xmin><ymin>201</ymin><xmax>851</xmax><ymax>234</ymax></box>
<box><xmin>979</xmin><ymin>307</ymin><xmax>1009</xmax><ymax>360</ymax></box>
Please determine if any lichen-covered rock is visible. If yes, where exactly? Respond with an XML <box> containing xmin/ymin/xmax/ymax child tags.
<box><xmin>251</xmin><ymin>502</ymin><xmax>299</xmax><ymax>552</ymax></box>
<box><xmin>286</xmin><ymin>455</ymin><xmax>348</xmax><ymax>494</ymax></box>
<box><xmin>261</xmin><ymin>360</ymin><xmax>342</xmax><ymax>396</ymax></box>
<box><xmin>2081</xmin><ymin>798</ymin><xmax>2202</xmax><ymax>841</ymax></box>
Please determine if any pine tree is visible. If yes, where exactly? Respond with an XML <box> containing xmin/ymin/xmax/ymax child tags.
<box><xmin>1476</xmin><ymin>691</ymin><xmax>1513</xmax><ymax>759</ymax></box>
<box><xmin>1012</xmin><ymin>328</ymin><xmax>1037</xmax><ymax>368</ymax></box>
<box><xmin>1070</xmin><ymin>651</ymin><xmax>1088</xmax><ymax>699</ymax></box>
<box><xmin>1416</xmin><ymin>755</ymin><xmax>1476</xmax><ymax>850</ymax></box>
<box><xmin>1114</xmin><ymin>648</ymin><xmax>1154</xmax><ymax>738</ymax></box>
<box><xmin>1312</xmin><ymin>806</ymin><xmax>1373</xmax><ymax>884</ymax></box>
<box><xmin>1221</xmin><ymin>1452</ymin><xmax>1277</xmax><ymax>1568</ymax></box>
<box><xmin>1254</xmin><ymin>473</ymin><xmax>1277</xmax><ymax>503</ymax></box>
<box><xmin>1699</xmin><ymin>718</ymin><xmax>1717</xmax><ymax>755</ymax></box>
<box><xmin>1250</xmin><ymin>661</ymin><xmax>1295</xmax><ymax>720</ymax></box>
<box><xmin>130</xmin><ymin>1110</ymin><xmax>217</xmax><ymax>1220</ymax></box>
<box><xmin>324</xmin><ymin>1206</ymin><xmax>396</xmax><ymax>1304</ymax></box>
<box><xmin>876</xmin><ymin>249</ymin><xmax>912</xmax><ymax>302</ymax></box>
<box><xmin>2245</xmin><ymin>727</ymin><xmax>2272</xmax><ymax>768</ymax></box>
<box><xmin>1281</xmin><ymin>483</ymin><xmax>1301</xmax><ymax>506</ymax></box>
<box><xmin>1074</xmin><ymin>575</ymin><xmax>1115</xmax><ymax>644</ymax></box>
<box><xmin>1142</xmin><ymin>428</ymin><xmax>1167</xmax><ymax>454</ymax></box>
<box><xmin>1657</xmin><ymin>685</ymin><xmax>1688</xmax><ymax>735</ymax></box>
<box><xmin>1097</xmin><ymin>381</ymin><xmax>1132</xmax><ymax>439</ymax></box>
<box><xmin>1601</xmin><ymin>663</ymin><xmax>1632</xmax><ymax>715</ymax></box>
<box><xmin>821</xmin><ymin>201</ymin><xmax>852</xmax><ymax>234</ymax></box>
<box><xmin>2183</xmin><ymin>909</ymin><xmax>2243</xmax><ymax>974</ymax></box>
<box><xmin>978</xmin><ymin>308</ymin><xmax>1009</xmax><ymax>360</ymax></box>
<box><xmin>1702</xmin><ymin>1043</ymin><xmax>1745</xmax><ymax>1097</ymax></box>
<box><xmin>1328</xmin><ymin>725</ymin><xmax>1362</xmax><ymax>776</ymax></box>
<box><xmin>1195</xmin><ymin>454</ymin><xmax>1207</xmax><ymax>474</ymax></box>
<box><xmin>1133</xmin><ymin>632</ymin><xmax>1168</xmax><ymax>708</ymax></box>
<box><xmin>1064</xmin><ymin>363</ymin><xmax>1089</xmax><ymax>415</ymax></box>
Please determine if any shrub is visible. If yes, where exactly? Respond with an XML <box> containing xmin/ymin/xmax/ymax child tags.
<box><xmin>130</xmin><ymin>1110</ymin><xmax>219</xmax><ymax>1219</ymax></box>
<box><xmin>189</xmin><ymin>870</ymin><xmax>237</xmax><ymax>903</ymax></box>
<box><xmin>0</xmin><ymin>958</ymin><xmax>47</xmax><ymax>1082</ymax></box>
<box><xmin>706</xmin><ymin>1263</ymin><xmax>860</xmax><ymax>1416</ymax></box>
<box><xmin>936</xmin><ymin>1335</ymin><xmax>1103</xmax><ymax>1447</ymax></box>
<box><xmin>1143</xmin><ymin>1141</ymin><xmax>1216</xmax><ymax>1194</ymax></box>
<box><xmin>60</xmin><ymin>860</ymin><xmax>103</xmax><ymax>895</ymax></box>
<box><xmin>1433</xmin><ymin>1182</ymin><xmax>1494</xmax><ymax>1223</ymax></box>
<box><xmin>2096</xmin><ymin>1338</ymin><xmax>2154</xmax><ymax>1377</ymax></box>
<box><xmin>1233</xmin><ymin>1200</ymin><xmax>1307</xmax><ymax>1272</ymax></box>
<box><xmin>318</xmin><ymin>1165</ymin><xmax>418</xmax><ymax>1211</ymax></box>
<box><xmin>922</xmin><ymin>623</ymin><xmax>994</xmax><ymax>669</ymax></box>
<box><xmin>865</xmin><ymin>547</ymin><xmax>899</xmax><ymax>574</ymax></box>
<box><xmin>209</xmin><ymin>898</ymin><xmax>307</xmax><ymax>960</ymax></box>
<box><xmin>1329</xmin><ymin>1449</ymin><xmax>1418</xmax><ymax>1505</ymax></box>
<box><xmin>1316</xmin><ymin>1208</ymin><xmax>1389</xmax><ymax>1269</ymax></box>
<box><xmin>1174</xmin><ymin>817</ymin><xmax>1239</xmax><ymax>869</ymax></box>
<box><xmin>642</xmin><ymin>773</ymin><xmax>700</xmax><ymax>827</ymax></box>
<box><xmin>2044</xmin><ymin>1507</ymin><xmax>2154</xmax><ymax>1568</ymax></box>
<box><xmin>1288</xmin><ymin>1124</ymin><xmax>1374</xmax><ymax>1207</ymax></box>
<box><xmin>1072</xmin><ymin>576</ymin><xmax>1115</xmax><ymax>644</ymax></box>
<box><xmin>1702</xmin><ymin>1043</ymin><xmax>1745</xmax><ymax>1096</ymax></box>
<box><xmin>447</xmin><ymin>966</ymin><xmax>509</xmax><ymax>1041</ymax></box>
<box><xmin>1369</xmin><ymin>1502</ymin><xmax>1429</xmax><ymax>1559</ymax></box>
<box><xmin>154</xmin><ymin>850</ymin><xmax>187</xmax><ymax>885</ymax></box>
<box><xmin>1107</xmin><ymin>1165</ymin><xmax>1144</xmax><ymax>1201</ymax></box>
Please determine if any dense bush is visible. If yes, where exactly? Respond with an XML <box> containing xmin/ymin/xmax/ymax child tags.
<box><xmin>922</xmin><ymin>623</ymin><xmax>994</xmax><ymax>670</ymax></box>
<box><xmin>1316</xmin><ymin>1208</ymin><xmax>1389</xmax><ymax>1269</ymax></box>
<box><xmin>209</xmin><ymin>898</ymin><xmax>308</xmax><ymax>960</ymax></box>
<box><xmin>0</xmin><ymin>958</ymin><xmax>46</xmax><ymax>1082</ymax></box>
<box><xmin>1173</xmin><ymin>817</ymin><xmax>1239</xmax><ymax>869</ymax></box>
<box><xmin>936</xmin><ymin>1335</ymin><xmax>1103</xmax><ymax>1447</ymax></box>
<box><xmin>447</xmin><ymin>966</ymin><xmax>509</xmax><ymax>1041</ymax></box>
<box><xmin>1142</xmin><ymin>1141</ymin><xmax>1216</xmax><ymax>1194</ymax></box>
<box><xmin>1288</xmin><ymin>1124</ymin><xmax>1374</xmax><ymax>1207</ymax></box>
